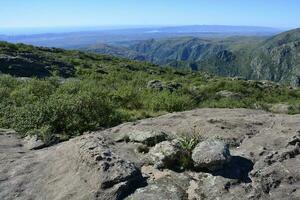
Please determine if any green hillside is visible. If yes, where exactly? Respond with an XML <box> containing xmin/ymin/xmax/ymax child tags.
<box><xmin>0</xmin><ymin>41</ymin><xmax>299</xmax><ymax>144</ymax></box>
<box><xmin>84</xmin><ymin>28</ymin><xmax>300</xmax><ymax>86</ymax></box>
<box><xmin>249</xmin><ymin>28</ymin><xmax>300</xmax><ymax>85</ymax></box>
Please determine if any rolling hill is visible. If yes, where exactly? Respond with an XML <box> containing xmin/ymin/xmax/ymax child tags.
<box><xmin>84</xmin><ymin>28</ymin><xmax>300</xmax><ymax>86</ymax></box>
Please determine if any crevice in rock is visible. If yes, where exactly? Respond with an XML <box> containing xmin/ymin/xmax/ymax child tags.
<box><xmin>114</xmin><ymin>175</ymin><xmax>148</xmax><ymax>200</ymax></box>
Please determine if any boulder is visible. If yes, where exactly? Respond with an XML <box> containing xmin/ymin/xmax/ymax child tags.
<box><xmin>192</xmin><ymin>140</ymin><xmax>231</xmax><ymax>171</ymax></box>
<box><xmin>148</xmin><ymin>140</ymin><xmax>182</xmax><ymax>169</ymax></box>
<box><xmin>23</xmin><ymin>135</ymin><xmax>46</xmax><ymax>150</ymax></box>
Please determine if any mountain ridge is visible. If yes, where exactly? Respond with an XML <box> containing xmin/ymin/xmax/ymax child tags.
<box><xmin>83</xmin><ymin>28</ymin><xmax>300</xmax><ymax>86</ymax></box>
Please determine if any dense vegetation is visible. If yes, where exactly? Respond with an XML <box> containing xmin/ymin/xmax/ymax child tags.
<box><xmin>85</xmin><ymin>28</ymin><xmax>300</xmax><ymax>86</ymax></box>
<box><xmin>0</xmin><ymin>41</ymin><xmax>299</xmax><ymax>144</ymax></box>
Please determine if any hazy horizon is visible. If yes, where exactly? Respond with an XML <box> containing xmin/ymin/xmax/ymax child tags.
<box><xmin>0</xmin><ymin>24</ymin><xmax>289</xmax><ymax>36</ymax></box>
<box><xmin>1</xmin><ymin>0</ymin><xmax>300</xmax><ymax>35</ymax></box>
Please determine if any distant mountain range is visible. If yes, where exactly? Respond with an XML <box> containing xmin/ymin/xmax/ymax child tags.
<box><xmin>83</xmin><ymin>28</ymin><xmax>300</xmax><ymax>86</ymax></box>
<box><xmin>0</xmin><ymin>25</ymin><xmax>282</xmax><ymax>48</ymax></box>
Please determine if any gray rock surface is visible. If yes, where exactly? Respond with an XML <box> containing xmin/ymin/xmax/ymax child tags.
<box><xmin>125</xmin><ymin>179</ymin><xmax>187</xmax><ymax>200</ymax></box>
<box><xmin>148</xmin><ymin>140</ymin><xmax>182</xmax><ymax>169</ymax></box>
<box><xmin>0</xmin><ymin>133</ymin><xmax>144</xmax><ymax>200</ymax></box>
<box><xmin>78</xmin><ymin>136</ymin><xmax>143</xmax><ymax>190</ymax></box>
<box><xmin>23</xmin><ymin>135</ymin><xmax>46</xmax><ymax>150</ymax></box>
<box><xmin>192</xmin><ymin>140</ymin><xmax>231</xmax><ymax>171</ymax></box>
<box><xmin>1</xmin><ymin>108</ymin><xmax>300</xmax><ymax>200</ymax></box>
<box><xmin>112</xmin><ymin>129</ymin><xmax>167</xmax><ymax>146</ymax></box>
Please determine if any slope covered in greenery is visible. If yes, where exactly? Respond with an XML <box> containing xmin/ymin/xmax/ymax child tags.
<box><xmin>84</xmin><ymin>28</ymin><xmax>300</xmax><ymax>86</ymax></box>
<box><xmin>249</xmin><ymin>28</ymin><xmax>300</xmax><ymax>85</ymax></box>
<box><xmin>0</xmin><ymin>41</ymin><xmax>299</xmax><ymax>144</ymax></box>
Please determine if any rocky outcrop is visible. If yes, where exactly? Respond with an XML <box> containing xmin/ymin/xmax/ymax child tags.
<box><xmin>192</xmin><ymin>140</ymin><xmax>231</xmax><ymax>171</ymax></box>
<box><xmin>147</xmin><ymin>80</ymin><xmax>182</xmax><ymax>92</ymax></box>
<box><xmin>1</xmin><ymin>108</ymin><xmax>300</xmax><ymax>200</ymax></box>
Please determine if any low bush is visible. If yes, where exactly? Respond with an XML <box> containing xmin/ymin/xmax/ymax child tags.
<box><xmin>1</xmin><ymin>72</ymin><xmax>299</xmax><ymax>143</ymax></box>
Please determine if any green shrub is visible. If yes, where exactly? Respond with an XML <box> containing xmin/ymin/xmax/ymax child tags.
<box><xmin>146</xmin><ymin>90</ymin><xmax>196</xmax><ymax>112</ymax></box>
<box><xmin>112</xmin><ymin>84</ymin><xmax>143</xmax><ymax>109</ymax></box>
<box><xmin>0</xmin><ymin>78</ymin><xmax>123</xmax><ymax>140</ymax></box>
<box><xmin>57</xmin><ymin>93</ymin><xmax>113</xmax><ymax>132</ymax></box>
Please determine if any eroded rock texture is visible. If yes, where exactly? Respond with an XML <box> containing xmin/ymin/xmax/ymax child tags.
<box><xmin>1</xmin><ymin>108</ymin><xmax>299</xmax><ymax>200</ymax></box>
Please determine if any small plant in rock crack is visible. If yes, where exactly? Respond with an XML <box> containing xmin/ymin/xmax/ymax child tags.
<box><xmin>178</xmin><ymin>135</ymin><xmax>200</xmax><ymax>169</ymax></box>
<box><xmin>178</xmin><ymin>126</ymin><xmax>203</xmax><ymax>151</ymax></box>
<box><xmin>178</xmin><ymin>136</ymin><xmax>199</xmax><ymax>152</ymax></box>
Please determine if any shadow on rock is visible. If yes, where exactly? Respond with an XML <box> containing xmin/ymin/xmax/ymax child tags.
<box><xmin>212</xmin><ymin>156</ymin><xmax>254</xmax><ymax>183</ymax></box>
<box><xmin>116</xmin><ymin>179</ymin><xmax>148</xmax><ymax>200</ymax></box>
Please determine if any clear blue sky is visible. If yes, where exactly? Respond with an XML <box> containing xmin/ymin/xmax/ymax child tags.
<box><xmin>1</xmin><ymin>0</ymin><xmax>299</xmax><ymax>28</ymax></box>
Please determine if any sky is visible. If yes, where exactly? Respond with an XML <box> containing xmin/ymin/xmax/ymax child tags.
<box><xmin>1</xmin><ymin>0</ymin><xmax>300</xmax><ymax>30</ymax></box>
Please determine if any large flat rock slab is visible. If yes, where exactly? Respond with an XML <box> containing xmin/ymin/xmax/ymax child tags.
<box><xmin>0</xmin><ymin>108</ymin><xmax>299</xmax><ymax>200</ymax></box>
